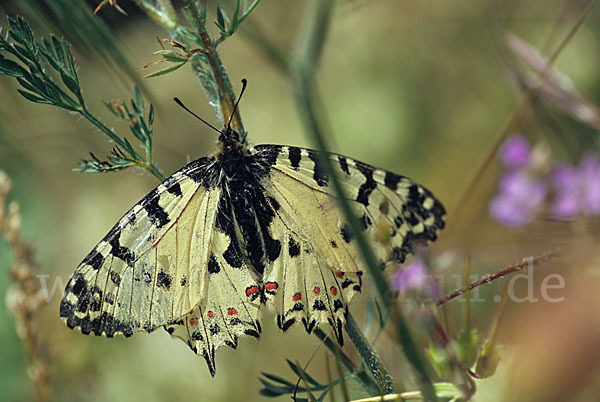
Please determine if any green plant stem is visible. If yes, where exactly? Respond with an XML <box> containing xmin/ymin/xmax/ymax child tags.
<box><xmin>313</xmin><ymin>327</ymin><xmax>380</xmax><ymax>395</ymax></box>
<box><xmin>196</xmin><ymin>27</ymin><xmax>243</xmax><ymax>131</ymax></box>
<box><xmin>345</xmin><ymin>313</ymin><xmax>396</xmax><ymax>395</ymax></box>
<box><xmin>290</xmin><ymin>1</ymin><xmax>436</xmax><ymax>400</ymax></box>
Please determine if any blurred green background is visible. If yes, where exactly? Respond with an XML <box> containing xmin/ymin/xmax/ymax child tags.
<box><xmin>2</xmin><ymin>0</ymin><xmax>600</xmax><ymax>401</ymax></box>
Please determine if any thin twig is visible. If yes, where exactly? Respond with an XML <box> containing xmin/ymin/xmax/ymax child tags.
<box><xmin>436</xmin><ymin>250</ymin><xmax>560</xmax><ymax>306</ymax></box>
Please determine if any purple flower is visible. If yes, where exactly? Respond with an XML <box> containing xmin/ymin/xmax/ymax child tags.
<box><xmin>392</xmin><ymin>259</ymin><xmax>426</xmax><ymax>292</ymax></box>
<box><xmin>500</xmin><ymin>134</ymin><xmax>531</xmax><ymax>169</ymax></box>
<box><xmin>489</xmin><ymin>171</ymin><xmax>547</xmax><ymax>228</ymax></box>
<box><xmin>551</xmin><ymin>153</ymin><xmax>600</xmax><ymax>219</ymax></box>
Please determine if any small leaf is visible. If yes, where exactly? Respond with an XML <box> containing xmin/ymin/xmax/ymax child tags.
<box><xmin>63</xmin><ymin>40</ymin><xmax>79</xmax><ymax>82</ymax></box>
<box><xmin>17</xmin><ymin>89</ymin><xmax>50</xmax><ymax>104</ymax></box>
<box><xmin>148</xmin><ymin>103</ymin><xmax>155</xmax><ymax>126</ymax></box>
<box><xmin>427</xmin><ymin>344</ymin><xmax>453</xmax><ymax>379</ymax></box>
<box><xmin>454</xmin><ymin>328</ymin><xmax>478</xmax><ymax>369</ymax></box>
<box><xmin>152</xmin><ymin>49</ymin><xmax>189</xmax><ymax>62</ymax></box>
<box><xmin>230</xmin><ymin>0</ymin><xmax>241</xmax><ymax>32</ymax></box>
<box><xmin>260</xmin><ymin>372</ymin><xmax>294</xmax><ymax>387</ymax></box>
<box><xmin>134</xmin><ymin>86</ymin><xmax>143</xmax><ymax>112</ymax></box>
<box><xmin>216</xmin><ymin>7</ymin><xmax>229</xmax><ymax>31</ymax></box>
<box><xmin>60</xmin><ymin>70</ymin><xmax>80</xmax><ymax>98</ymax></box>
<box><xmin>144</xmin><ymin>61</ymin><xmax>186</xmax><ymax>78</ymax></box>
<box><xmin>286</xmin><ymin>360</ymin><xmax>322</xmax><ymax>387</ymax></box>
<box><xmin>51</xmin><ymin>35</ymin><xmax>66</xmax><ymax>67</ymax></box>
<box><xmin>0</xmin><ymin>56</ymin><xmax>23</xmax><ymax>77</ymax></box>
<box><xmin>122</xmin><ymin>137</ymin><xmax>137</xmax><ymax>158</ymax></box>
<box><xmin>475</xmin><ymin>337</ymin><xmax>501</xmax><ymax>378</ymax></box>
<box><xmin>16</xmin><ymin>76</ymin><xmax>38</xmax><ymax>93</ymax></box>
<box><xmin>258</xmin><ymin>377</ymin><xmax>293</xmax><ymax>395</ymax></box>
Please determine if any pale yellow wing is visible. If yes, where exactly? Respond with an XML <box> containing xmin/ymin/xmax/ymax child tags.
<box><xmin>255</xmin><ymin>145</ymin><xmax>445</xmax><ymax>272</ymax></box>
<box><xmin>60</xmin><ymin>158</ymin><xmax>221</xmax><ymax>337</ymax></box>
<box><xmin>164</xmin><ymin>227</ymin><xmax>262</xmax><ymax>376</ymax></box>
<box><xmin>253</xmin><ymin>145</ymin><xmax>445</xmax><ymax>342</ymax></box>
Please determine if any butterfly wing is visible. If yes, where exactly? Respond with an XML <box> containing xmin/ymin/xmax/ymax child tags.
<box><xmin>256</xmin><ymin>145</ymin><xmax>445</xmax><ymax>269</ymax></box>
<box><xmin>60</xmin><ymin>158</ymin><xmax>225</xmax><ymax>337</ymax></box>
<box><xmin>164</xmin><ymin>197</ymin><xmax>262</xmax><ymax>376</ymax></box>
<box><xmin>254</xmin><ymin>145</ymin><xmax>445</xmax><ymax>340</ymax></box>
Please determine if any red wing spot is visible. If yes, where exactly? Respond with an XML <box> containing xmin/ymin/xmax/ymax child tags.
<box><xmin>336</xmin><ymin>271</ymin><xmax>344</xmax><ymax>278</ymax></box>
<box><xmin>207</xmin><ymin>311</ymin><xmax>215</xmax><ymax>318</ymax></box>
<box><xmin>189</xmin><ymin>317</ymin><xmax>198</xmax><ymax>326</ymax></box>
<box><xmin>292</xmin><ymin>292</ymin><xmax>302</xmax><ymax>302</ymax></box>
<box><xmin>330</xmin><ymin>286</ymin><xmax>338</xmax><ymax>296</ymax></box>
<box><xmin>264</xmin><ymin>282</ymin><xmax>278</xmax><ymax>291</ymax></box>
<box><xmin>227</xmin><ymin>308</ymin><xmax>238</xmax><ymax>316</ymax></box>
<box><xmin>246</xmin><ymin>285</ymin><xmax>260</xmax><ymax>297</ymax></box>
<box><xmin>313</xmin><ymin>286</ymin><xmax>320</xmax><ymax>295</ymax></box>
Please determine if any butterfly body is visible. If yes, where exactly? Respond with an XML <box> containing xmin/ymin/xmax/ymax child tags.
<box><xmin>61</xmin><ymin>125</ymin><xmax>445</xmax><ymax>376</ymax></box>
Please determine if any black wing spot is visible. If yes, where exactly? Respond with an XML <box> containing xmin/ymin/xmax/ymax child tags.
<box><xmin>341</xmin><ymin>278</ymin><xmax>354</xmax><ymax>289</ymax></box>
<box><xmin>341</xmin><ymin>223</ymin><xmax>353</xmax><ymax>243</ymax></box>
<box><xmin>71</xmin><ymin>274</ymin><xmax>87</xmax><ymax>297</ymax></box>
<box><xmin>83</xmin><ymin>249</ymin><xmax>104</xmax><ymax>270</ymax></box>
<box><xmin>384</xmin><ymin>171</ymin><xmax>402</xmax><ymax>190</ymax></box>
<box><xmin>109</xmin><ymin>236</ymin><xmax>135</xmax><ymax>268</ymax></box>
<box><xmin>313</xmin><ymin>300</ymin><xmax>326</xmax><ymax>311</ymax></box>
<box><xmin>109</xmin><ymin>271</ymin><xmax>121</xmax><ymax>285</ymax></box>
<box><xmin>244</xmin><ymin>328</ymin><xmax>260</xmax><ymax>338</ymax></box>
<box><xmin>359</xmin><ymin>213</ymin><xmax>372</xmax><ymax>231</ymax></box>
<box><xmin>379</xmin><ymin>200</ymin><xmax>390</xmax><ymax>215</ymax></box>
<box><xmin>394</xmin><ymin>215</ymin><xmax>404</xmax><ymax>228</ymax></box>
<box><xmin>288</xmin><ymin>147</ymin><xmax>301</xmax><ymax>170</ymax></box>
<box><xmin>338</xmin><ymin>155</ymin><xmax>350</xmax><ymax>175</ymax></box>
<box><xmin>143</xmin><ymin>189</ymin><xmax>170</xmax><ymax>228</ymax></box>
<box><xmin>330</xmin><ymin>240</ymin><xmax>338</xmax><ymax>248</ymax></box>
<box><xmin>356</xmin><ymin>163</ymin><xmax>376</xmax><ymax>206</ymax></box>
<box><xmin>288</xmin><ymin>237</ymin><xmax>301</xmax><ymax>258</ymax></box>
<box><xmin>104</xmin><ymin>293</ymin><xmax>115</xmax><ymax>305</ymax></box>
<box><xmin>223</xmin><ymin>241</ymin><xmax>243</xmax><ymax>269</ymax></box>
<box><xmin>392</xmin><ymin>246</ymin><xmax>407</xmax><ymax>264</ymax></box>
<box><xmin>281</xmin><ymin>318</ymin><xmax>296</xmax><ymax>331</ymax></box>
<box><xmin>308</xmin><ymin>150</ymin><xmax>328</xmax><ymax>187</ymax></box>
<box><xmin>167</xmin><ymin>182</ymin><xmax>182</xmax><ymax>197</ymax></box>
<box><xmin>208</xmin><ymin>253</ymin><xmax>221</xmax><ymax>274</ymax></box>
<box><xmin>157</xmin><ymin>271</ymin><xmax>172</xmax><ymax>289</ymax></box>
<box><xmin>209</xmin><ymin>324</ymin><xmax>221</xmax><ymax>335</ymax></box>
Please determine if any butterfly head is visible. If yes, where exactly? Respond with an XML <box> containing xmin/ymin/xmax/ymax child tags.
<box><xmin>174</xmin><ymin>79</ymin><xmax>249</xmax><ymax>159</ymax></box>
<box><xmin>216</xmin><ymin>126</ymin><xmax>248</xmax><ymax>159</ymax></box>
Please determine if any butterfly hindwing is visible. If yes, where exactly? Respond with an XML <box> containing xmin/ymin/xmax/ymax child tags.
<box><xmin>165</xmin><ymin>228</ymin><xmax>262</xmax><ymax>376</ymax></box>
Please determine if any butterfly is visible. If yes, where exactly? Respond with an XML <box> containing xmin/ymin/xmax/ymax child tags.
<box><xmin>60</xmin><ymin>80</ymin><xmax>446</xmax><ymax>376</ymax></box>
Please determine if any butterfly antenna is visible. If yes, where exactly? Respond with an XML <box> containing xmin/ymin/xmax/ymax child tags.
<box><xmin>173</xmin><ymin>97</ymin><xmax>222</xmax><ymax>134</ymax></box>
<box><xmin>227</xmin><ymin>78</ymin><xmax>248</xmax><ymax>130</ymax></box>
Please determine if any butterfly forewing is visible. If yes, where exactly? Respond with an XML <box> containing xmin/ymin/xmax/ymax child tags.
<box><xmin>255</xmin><ymin>145</ymin><xmax>445</xmax><ymax>269</ymax></box>
<box><xmin>60</xmin><ymin>159</ymin><xmax>220</xmax><ymax>337</ymax></box>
